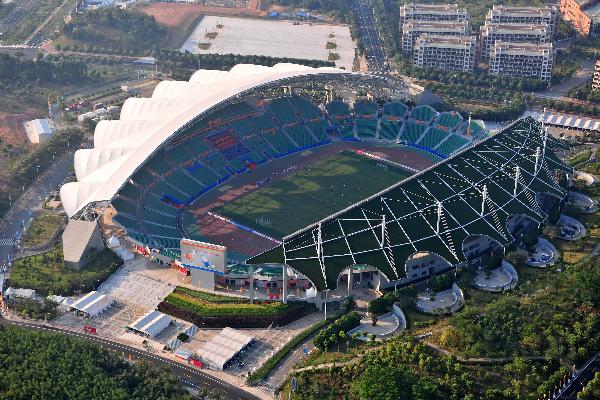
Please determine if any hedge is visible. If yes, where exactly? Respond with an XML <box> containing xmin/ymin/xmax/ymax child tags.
<box><xmin>246</xmin><ymin>297</ymin><xmax>356</xmax><ymax>385</ymax></box>
<box><xmin>246</xmin><ymin>317</ymin><xmax>331</xmax><ymax>386</ymax></box>
<box><xmin>313</xmin><ymin>312</ymin><xmax>361</xmax><ymax>351</ymax></box>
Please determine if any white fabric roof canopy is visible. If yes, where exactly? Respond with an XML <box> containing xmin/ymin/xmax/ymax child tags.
<box><xmin>61</xmin><ymin>63</ymin><xmax>351</xmax><ymax>218</ymax></box>
<box><xmin>196</xmin><ymin>327</ymin><xmax>254</xmax><ymax>370</ymax></box>
<box><xmin>129</xmin><ymin>310</ymin><xmax>172</xmax><ymax>337</ymax></box>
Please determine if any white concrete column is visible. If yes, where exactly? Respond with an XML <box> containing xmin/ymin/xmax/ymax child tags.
<box><xmin>249</xmin><ymin>265</ymin><xmax>255</xmax><ymax>304</ymax></box>
<box><xmin>282</xmin><ymin>265</ymin><xmax>288</xmax><ymax>304</ymax></box>
<box><xmin>347</xmin><ymin>266</ymin><xmax>353</xmax><ymax>296</ymax></box>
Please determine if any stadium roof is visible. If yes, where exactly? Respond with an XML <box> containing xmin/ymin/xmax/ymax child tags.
<box><xmin>247</xmin><ymin>117</ymin><xmax>571</xmax><ymax>291</ymax></box>
<box><xmin>61</xmin><ymin>63</ymin><xmax>360</xmax><ymax>218</ymax></box>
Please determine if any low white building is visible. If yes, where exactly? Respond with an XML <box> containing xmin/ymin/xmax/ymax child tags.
<box><xmin>4</xmin><ymin>287</ymin><xmax>37</xmax><ymax>300</ymax></box>
<box><xmin>24</xmin><ymin>119</ymin><xmax>55</xmax><ymax>144</ymax></box>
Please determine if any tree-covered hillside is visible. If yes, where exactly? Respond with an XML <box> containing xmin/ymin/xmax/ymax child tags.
<box><xmin>59</xmin><ymin>9</ymin><xmax>166</xmax><ymax>55</ymax></box>
<box><xmin>0</xmin><ymin>326</ymin><xmax>192</xmax><ymax>400</ymax></box>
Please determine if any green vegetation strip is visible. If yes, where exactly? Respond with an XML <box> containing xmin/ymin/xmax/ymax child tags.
<box><xmin>247</xmin><ymin>298</ymin><xmax>355</xmax><ymax>385</ymax></box>
<box><xmin>21</xmin><ymin>214</ymin><xmax>64</xmax><ymax>248</ymax></box>
<box><xmin>10</xmin><ymin>247</ymin><xmax>121</xmax><ymax>296</ymax></box>
<box><xmin>162</xmin><ymin>286</ymin><xmax>290</xmax><ymax>316</ymax></box>
<box><xmin>247</xmin><ymin>316</ymin><xmax>331</xmax><ymax>385</ymax></box>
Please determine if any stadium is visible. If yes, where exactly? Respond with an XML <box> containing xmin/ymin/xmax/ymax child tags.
<box><xmin>60</xmin><ymin>63</ymin><xmax>571</xmax><ymax>297</ymax></box>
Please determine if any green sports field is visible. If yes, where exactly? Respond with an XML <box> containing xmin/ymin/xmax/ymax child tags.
<box><xmin>213</xmin><ymin>150</ymin><xmax>413</xmax><ymax>238</ymax></box>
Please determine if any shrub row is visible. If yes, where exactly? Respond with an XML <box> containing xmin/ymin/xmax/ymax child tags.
<box><xmin>157</xmin><ymin>299</ymin><xmax>316</xmax><ymax>329</ymax></box>
<box><xmin>246</xmin><ymin>317</ymin><xmax>331</xmax><ymax>385</ymax></box>
<box><xmin>161</xmin><ymin>292</ymin><xmax>289</xmax><ymax>316</ymax></box>
<box><xmin>313</xmin><ymin>312</ymin><xmax>361</xmax><ymax>351</ymax></box>
<box><xmin>246</xmin><ymin>297</ymin><xmax>357</xmax><ymax>385</ymax></box>
<box><xmin>173</xmin><ymin>286</ymin><xmax>246</xmax><ymax>304</ymax></box>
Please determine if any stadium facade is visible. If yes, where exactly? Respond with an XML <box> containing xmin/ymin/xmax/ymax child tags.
<box><xmin>61</xmin><ymin>63</ymin><xmax>571</xmax><ymax>294</ymax></box>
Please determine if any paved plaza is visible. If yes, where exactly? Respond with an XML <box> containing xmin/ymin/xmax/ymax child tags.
<box><xmin>97</xmin><ymin>257</ymin><xmax>189</xmax><ymax>309</ymax></box>
<box><xmin>180</xmin><ymin>16</ymin><xmax>356</xmax><ymax>71</ymax></box>
<box><xmin>351</xmin><ymin>313</ymin><xmax>399</xmax><ymax>338</ymax></box>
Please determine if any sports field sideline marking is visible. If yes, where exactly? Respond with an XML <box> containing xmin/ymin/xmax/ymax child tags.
<box><xmin>354</xmin><ymin>149</ymin><xmax>420</xmax><ymax>173</ymax></box>
<box><xmin>206</xmin><ymin>211</ymin><xmax>282</xmax><ymax>244</ymax></box>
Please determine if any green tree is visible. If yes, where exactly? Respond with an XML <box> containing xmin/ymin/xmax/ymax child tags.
<box><xmin>578</xmin><ymin>372</ymin><xmax>600</xmax><ymax>400</ymax></box>
<box><xmin>352</xmin><ymin>363</ymin><xmax>414</xmax><ymax>400</ymax></box>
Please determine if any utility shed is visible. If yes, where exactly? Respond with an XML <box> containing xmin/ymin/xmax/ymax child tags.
<box><xmin>62</xmin><ymin>220</ymin><xmax>105</xmax><ymax>270</ymax></box>
<box><xmin>24</xmin><ymin>119</ymin><xmax>55</xmax><ymax>144</ymax></box>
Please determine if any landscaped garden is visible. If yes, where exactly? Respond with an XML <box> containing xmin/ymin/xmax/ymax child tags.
<box><xmin>281</xmin><ymin>252</ymin><xmax>600</xmax><ymax>399</ymax></box>
<box><xmin>9</xmin><ymin>247</ymin><xmax>122</xmax><ymax>296</ymax></box>
<box><xmin>158</xmin><ymin>286</ymin><xmax>316</xmax><ymax>328</ymax></box>
<box><xmin>21</xmin><ymin>213</ymin><xmax>64</xmax><ymax>248</ymax></box>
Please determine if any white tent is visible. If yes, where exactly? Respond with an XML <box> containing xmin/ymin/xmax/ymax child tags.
<box><xmin>196</xmin><ymin>327</ymin><xmax>254</xmax><ymax>370</ymax></box>
<box><xmin>70</xmin><ymin>291</ymin><xmax>113</xmax><ymax>317</ymax></box>
<box><xmin>128</xmin><ymin>310</ymin><xmax>172</xmax><ymax>337</ymax></box>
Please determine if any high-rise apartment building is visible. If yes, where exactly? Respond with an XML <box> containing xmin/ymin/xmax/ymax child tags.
<box><xmin>592</xmin><ymin>60</ymin><xmax>600</xmax><ymax>91</ymax></box>
<box><xmin>413</xmin><ymin>35</ymin><xmax>478</xmax><ymax>72</ymax></box>
<box><xmin>480</xmin><ymin>22</ymin><xmax>549</xmax><ymax>60</ymax></box>
<box><xmin>560</xmin><ymin>0</ymin><xmax>600</xmax><ymax>36</ymax></box>
<box><xmin>488</xmin><ymin>42</ymin><xmax>554</xmax><ymax>81</ymax></box>
<box><xmin>402</xmin><ymin>20</ymin><xmax>470</xmax><ymax>54</ymax></box>
<box><xmin>486</xmin><ymin>5</ymin><xmax>558</xmax><ymax>38</ymax></box>
<box><xmin>399</xmin><ymin>3</ymin><xmax>468</xmax><ymax>27</ymax></box>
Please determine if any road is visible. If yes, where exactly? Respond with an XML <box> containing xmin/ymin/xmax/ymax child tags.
<box><xmin>0</xmin><ymin>0</ymin><xmax>39</xmax><ymax>40</ymax></box>
<box><xmin>0</xmin><ymin>317</ymin><xmax>260</xmax><ymax>400</ymax></box>
<box><xmin>26</xmin><ymin>0</ymin><xmax>77</xmax><ymax>47</ymax></box>
<box><xmin>0</xmin><ymin>150</ymin><xmax>75</xmax><ymax>272</ymax></box>
<box><xmin>556</xmin><ymin>352</ymin><xmax>600</xmax><ymax>399</ymax></box>
<box><xmin>534</xmin><ymin>59</ymin><xmax>597</xmax><ymax>100</ymax></box>
<box><xmin>351</xmin><ymin>0</ymin><xmax>388</xmax><ymax>73</ymax></box>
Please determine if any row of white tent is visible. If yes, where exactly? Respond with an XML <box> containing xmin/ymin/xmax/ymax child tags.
<box><xmin>540</xmin><ymin>112</ymin><xmax>600</xmax><ymax>132</ymax></box>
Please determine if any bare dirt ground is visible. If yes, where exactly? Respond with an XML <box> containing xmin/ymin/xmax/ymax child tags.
<box><xmin>141</xmin><ymin>2</ymin><xmax>264</xmax><ymax>27</ymax></box>
<box><xmin>0</xmin><ymin>111</ymin><xmax>40</xmax><ymax>147</ymax></box>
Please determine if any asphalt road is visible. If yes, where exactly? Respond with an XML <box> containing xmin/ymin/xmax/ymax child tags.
<box><xmin>0</xmin><ymin>0</ymin><xmax>39</xmax><ymax>42</ymax></box>
<box><xmin>534</xmin><ymin>59</ymin><xmax>597</xmax><ymax>100</ymax></box>
<box><xmin>352</xmin><ymin>0</ymin><xmax>388</xmax><ymax>73</ymax></box>
<box><xmin>0</xmin><ymin>317</ymin><xmax>261</xmax><ymax>400</ymax></box>
<box><xmin>0</xmin><ymin>151</ymin><xmax>75</xmax><ymax>272</ymax></box>
<box><xmin>556</xmin><ymin>352</ymin><xmax>600</xmax><ymax>399</ymax></box>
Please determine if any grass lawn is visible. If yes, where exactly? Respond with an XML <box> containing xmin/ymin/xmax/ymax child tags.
<box><xmin>10</xmin><ymin>247</ymin><xmax>122</xmax><ymax>296</ymax></box>
<box><xmin>212</xmin><ymin>150</ymin><xmax>412</xmax><ymax>238</ymax></box>
<box><xmin>21</xmin><ymin>213</ymin><xmax>64</xmax><ymax>248</ymax></box>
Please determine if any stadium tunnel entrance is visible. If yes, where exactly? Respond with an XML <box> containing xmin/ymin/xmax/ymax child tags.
<box><xmin>461</xmin><ymin>234</ymin><xmax>505</xmax><ymax>271</ymax></box>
